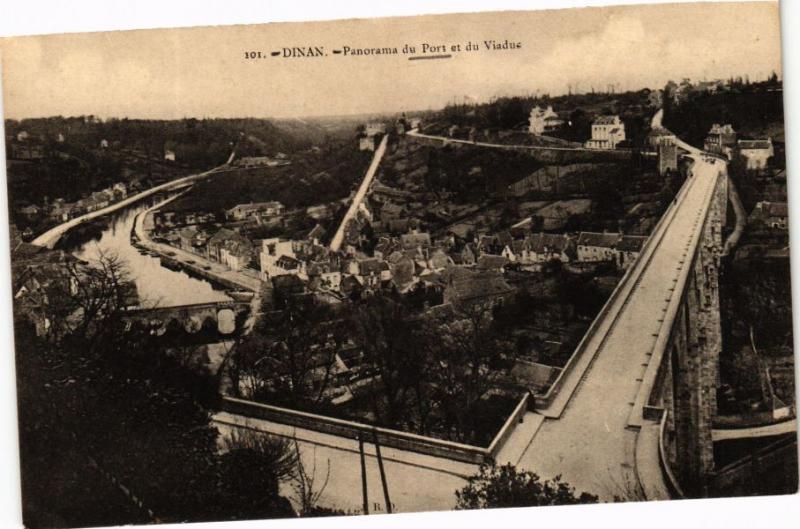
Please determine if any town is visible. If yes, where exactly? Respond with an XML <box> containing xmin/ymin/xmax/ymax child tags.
<box><xmin>5</xmin><ymin>48</ymin><xmax>795</xmax><ymax>529</ymax></box>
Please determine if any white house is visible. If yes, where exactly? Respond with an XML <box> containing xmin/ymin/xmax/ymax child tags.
<box><xmin>737</xmin><ymin>138</ymin><xmax>774</xmax><ymax>170</ymax></box>
<box><xmin>501</xmin><ymin>233</ymin><xmax>574</xmax><ymax>266</ymax></box>
<box><xmin>528</xmin><ymin>105</ymin><xmax>562</xmax><ymax>135</ymax></box>
<box><xmin>226</xmin><ymin>201</ymin><xmax>285</xmax><ymax>221</ymax></box>
<box><xmin>364</xmin><ymin>122</ymin><xmax>386</xmax><ymax>137</ymax></box>
<box><xmin>585</xmin><ymin>115</ymin><xmax>626</xmax><ymax>150</ymax></box>
<box><xmin>260</xmin><ymin>237</ymin><xmax>307</xmax><ymax>280</ymax></box>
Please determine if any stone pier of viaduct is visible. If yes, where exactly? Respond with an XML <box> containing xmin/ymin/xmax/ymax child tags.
<box><xmin>638</xmin><ymin>162</ymin><xmax>728</xmax><ymax>497</ymax></box>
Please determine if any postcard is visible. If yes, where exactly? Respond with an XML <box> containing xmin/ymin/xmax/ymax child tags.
<box><xmin>1</xmin><ymin>2</ymin><xmax>795</xmax><ymax>526</ymax></box>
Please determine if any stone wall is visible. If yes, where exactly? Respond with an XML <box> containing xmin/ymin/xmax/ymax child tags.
<box><xmin>220</xmin><ymin>393</ymin><xmax>530</xmax><ymax>465</ymax></box>
<box><xmin>662</xmin><ymin>172</ymin><xmax>728</xmax><ymax>496</ymax></box>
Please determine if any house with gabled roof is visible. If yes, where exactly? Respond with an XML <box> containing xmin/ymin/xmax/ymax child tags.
<box><xmin>614</xmin><ymin>235</ymin><xmax>648</xmax><ymax>269</ymax></box>
<box><xmin>400</xmin><ymin>230</ymin><xmax>431</xmax><ymax>251</ymax></box>
<box><xmin>737</xmin><ymin>138</ymin><xmax>774</xmax><ymax>170</ymax></box>
<box><xmin>442</xmin><ymin>267</ymin><xmax>514</xmax><ymax>307</ymax></box>
<box><xmin>576</xmin><ymin>232</ymin><xmax>621</xmax><ymax>262</ymax></box>
<box><xmin>206</xmin><ymin>228</ymin><xmax>240</xmax><ymax>262</ymax></box>
<box><xmin>502</xmin><ymin>233</ymin><xmax>575</xmax><ymax>266</ymax></box>
<box><xmin>220</xmin><ymin>238</ymin><xmax>254</xmax><ymax>271</ymax></box>
<box><xmin>585</xmin><ymin>115</ymin><xmax>626</xmax><ymax>150</ymax></box>
<box><xmin>750</xmin><ymin>201</ymin><xmax>788</xmax><ymax>230</ymax></box>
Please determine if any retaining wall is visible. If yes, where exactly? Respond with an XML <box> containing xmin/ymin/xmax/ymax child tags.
<box><xmin>221</xmin><ymin>392</ymin><xmax>529</xmax><ymax>465</ymax></box>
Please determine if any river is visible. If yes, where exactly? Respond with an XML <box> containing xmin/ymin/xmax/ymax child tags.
<box><xmin>65</xmin><ymin>195</ymin><xmax>231</xmax><ymax>308</ymax></box>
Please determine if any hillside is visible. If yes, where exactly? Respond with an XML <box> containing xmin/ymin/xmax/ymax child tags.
<box><xmin>163</xmin><ymin>142</ymin><xmax>372</xmax><ymax>213</ymax></box>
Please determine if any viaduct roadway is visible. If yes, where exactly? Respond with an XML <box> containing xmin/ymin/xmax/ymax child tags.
<box><xmin>510</xmin><ymin>140</ymin><xmax>724</xmax><ymax>500</ymax></box>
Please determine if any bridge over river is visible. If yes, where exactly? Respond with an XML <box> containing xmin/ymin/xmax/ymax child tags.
<box><xmin>124</xmin><ymin>300</ymin><xmax>251</xmax><ymax>335</ymax></box>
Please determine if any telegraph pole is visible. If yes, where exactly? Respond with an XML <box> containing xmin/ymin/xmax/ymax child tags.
<box><xmin>372</xmin><ymin>428</ymin><xmax>392</xmax><ymax>513</ymax></box>
<box><xmin>358</xmin><ymin>433</ymin><xmax>369</xmax><ymax>515</ymax></box>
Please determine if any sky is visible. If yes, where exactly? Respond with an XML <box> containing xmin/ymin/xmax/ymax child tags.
<box><xmin>0</xmin><ymin>1</ymin><xmax>783</xmax><ymax>120</ymax></box>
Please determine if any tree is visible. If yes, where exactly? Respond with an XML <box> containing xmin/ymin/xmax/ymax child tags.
<box><xmin>39</xmin><ymin>250</ymin><xmax>133</xmax><ymax>351</ymax></box>
<box><xmin>350</xmin><ymin>294</ymin><xmax>429</xmax><ymax>429</ymax></box>
<box><xmin>247</xmin><ymin>291</ymin><xmax>346</xmax><ymax>407</ymax></box>
<box><xmin>216</xmin><ymin>430</ymin><xmax>297</xmax><ymax>519</ymax></box>
<box><xmin>289</xmin><ymin>438</ymin><xmax>338</xmax><ymax>517</ymax></box>
<box><xmin>455</xmin><ymin>462</ymin><xmax>599</xmax><ymax>509</ymax></box>
<box><xmin>424</xmin><ymin>302</ymin><xmax>513</xmax><ymax>442</ymax></box>
<box><xmin>14</xmin><ymin>252</ymin><xmax>296</xmax><ymax>526</ymax></box>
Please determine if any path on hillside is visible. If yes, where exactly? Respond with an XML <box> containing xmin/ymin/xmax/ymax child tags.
<box><xmin>406</xmin><ymin>128</ymin><xmax>647</xmax><ymax>155</ymax></box>
<box><xmin>329</xmin><ymin>135</ymin><xmax>388</xmax><ymax>252</ymax></box>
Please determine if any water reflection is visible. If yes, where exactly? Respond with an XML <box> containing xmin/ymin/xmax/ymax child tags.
<box><xmin>69</xmin><ymin>197</ymin><xmax>230</xmax><ymax>307</ymax></box>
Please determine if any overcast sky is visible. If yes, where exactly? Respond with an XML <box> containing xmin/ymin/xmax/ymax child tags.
<box><xmin>0</xmin><ymin>1</ymin><xmax>782</xmax><ymax>120</ymax></box>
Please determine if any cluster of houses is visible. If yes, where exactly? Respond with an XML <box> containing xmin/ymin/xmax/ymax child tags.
<box><xmin>158</xmin><ymin>182</ymin><xmax>651</xmax><ymax>305</ymax></box>
<box><xmin>18</xmin><ymin>182</ymin><xmax>130</xmax><ymax>224</ymax></box>
<box><xmin>749</xmin><ymin>201</ymin><xmax>788</xmax><ymax>230</ymax></box>
<box><xmin>525</xmin><ymin>106</ymin><xmax>627</xmax><ymax>151</ymax></box>
<box><xmin>158</xmin><ymin>199</ymin><xmax>342</xmax><ymax>275</ymax></box>
<box><xmin>157</xmin><ymin>175</ymin><xmax>648</xmax><ymax>308</ymax></box>
<box><xmin>664</xmin><ymin>78</ymin><xmax>729</xmax><ymax>105</ymax></box>
<box><xmin>702</xmin><ymin>123</ymin><xmax>775</xmax><ymax>170</ymax></box>
<box><xmin>156</xmin><ymin>200</ymin><xmax>293</xmax><ymax>233</ymax></box>
<box><xmin>251</xmin><ymin>221</ymin><xmax>647</xmax><ymax>306</ymax></box>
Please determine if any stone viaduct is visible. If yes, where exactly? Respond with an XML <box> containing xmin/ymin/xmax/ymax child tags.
<box><xmin>635</xmin><ymin>152</ymin><xmax>728</xmax><ymax>497</ymax></box>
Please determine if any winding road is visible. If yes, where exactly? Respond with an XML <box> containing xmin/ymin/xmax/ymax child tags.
<box><xmin>32</xmin><ymin>162</ymin><xmax>230</xmax><ymax>249</ymax></box>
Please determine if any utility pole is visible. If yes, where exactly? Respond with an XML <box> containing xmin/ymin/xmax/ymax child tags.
<box><xmin>358</xmin><ymin>433</ymin><xmax>369</xmax><ymax>515</ymax></box>
<box><xmin>372</xmin><ymin>428</ymin><xmax>392</xmax><ymax>514</ymax></box>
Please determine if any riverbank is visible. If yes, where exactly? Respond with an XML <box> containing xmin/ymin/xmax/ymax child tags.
<box><xmin>131</xmin><ymin>200</ymin><xmax>262</xmax><ymax>293</ymax></box>
<box><xmin>32</xmin><ymin>162</ymin><xmax>230</xmax><ymax>250</ymax></box>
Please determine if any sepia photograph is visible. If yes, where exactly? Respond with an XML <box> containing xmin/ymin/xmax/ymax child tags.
<box><xmin>0</xmin><ymin>0</ymin><xmax>797</xmax><ymax>527</ymax></box>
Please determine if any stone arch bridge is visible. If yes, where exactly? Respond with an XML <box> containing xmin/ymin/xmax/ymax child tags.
<box><xmin>123</xmin><ymin>300</ymin><xmax>251</xmax><ymax>336</ymax></box>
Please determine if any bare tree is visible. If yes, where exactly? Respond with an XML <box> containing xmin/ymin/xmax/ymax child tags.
<box><xmin>424</xmin><ymin>301</ymin><xmax>512</xmax><ymax>442</ymax></box>
<box><xmin>290</xmin><ymin>438</ymin><xmax>332</xmax><ymax>516</ymax></box>
<box><xmin>246</xmin><ymin>291</ymin><xmax>346</xmax><ymax>406</ymax></box>
<box><xmin>350</xmin><ymin>294</ymin><xmax>427</xmax><ymax>429</ymax></box>
<box><xmin>41</xmin><ymin>250</ymin><xmax>135</xmax><ymax>355</ymax></box>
